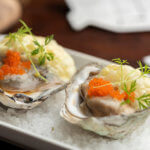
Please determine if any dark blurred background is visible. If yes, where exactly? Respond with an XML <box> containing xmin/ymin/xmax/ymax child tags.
<box><xmin>0</xmin><ymin>0</ymin><xmax>150</xmax><ymax>149</ymax></box>
<box><xmin>2</xmin><ymin>0</ymin><xmax>150</xmax><ymax>67</ymax></box>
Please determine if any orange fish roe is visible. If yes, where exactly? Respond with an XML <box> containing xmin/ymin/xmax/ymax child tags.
<box><xmin>110</xmin><ymin>89</ymin><xmax>126</xmax><ymax>101</ymax></box>
<box><xmin>21</xmin><ymin>61</ymin><xmax>31</xmax><ymax>70</ymax></box>
<box><xmin>88</xmin><ymin>78</ymin><xmax>113</xmax><ymax>97</ymax></box>
<box><xmin>88</xmin><ymin>78</ymin><xmax>135</xmax><ymax>102</ymax></box>
<box><xmin>3</xmin><ymin>50</ymin><xmax>21</xmax><ymax>66</ymax></box>
<box><xmin>0</xmin><ymin>50</ymin><xmax>31</xmax><ymax>80</ymax></box>
<box><xmin>124</xmin><ymin>92</ymin><xmax>135</xmax><ymax>102</ymax></box>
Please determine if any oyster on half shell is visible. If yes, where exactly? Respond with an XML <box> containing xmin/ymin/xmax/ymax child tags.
<box><xmin>0</xmin><ymin>68</ymin><xmax>66</xmax><ymax>110</ymax></box>
<box><xmin>0</xmin><ymin>35</ymin><xmax>76</xmax><ymax>109</ymax></box>
<box><xmin>60</xmin><ymin>63</ymin><xmax>150</xmax><ymax>139</ymax></box>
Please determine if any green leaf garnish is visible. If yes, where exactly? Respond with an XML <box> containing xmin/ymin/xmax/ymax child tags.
<box><xmin>137</xmin><ymin>61</ymin><xmax>150</xmax><ymax>77</ymax></box>
<box><xmin>32</xmin><ymin>35</ymin><xmax>54</xmax><ymax>65</ymax></box>
<box><xmin>95</xmin><ymin>58</ymin><xmax>150</xmax><ymax>110</ymax></box>
<box><xmin>45</xmin><ymin>34</ymin><xmax>54</xmax><ymax>45</ymax></box>
<box><xmin>137</xmin><ymin>94</ymin><xmax>150</xmax><ymax>110</ymax></box>
<box><xmin>112</xmin><ymin>58</ymin><xmax>129</xmax><ymax>87</ymax></box>
<box><xmin>39</xmin><ymin>55</ymin><xmax>46</xmax><ymax>65</ymax></box>
<box><xmin>19</xmin><ymin>19</ymin><xmax>32</xmax><ymax>35</ymax></box>
<box><xmin>5</xmin><ymin>20</ymin><xmax>32</xmax><ymax>47</ymax></box>
<box><xmin>33</xmin><ymin>40</ymin><xmax>41</xmax><ymax>47</ymax></box>
<box><xmin>128</xmin><ymin>80</ymin><xmax>136</xmax><ymax>94</ymax></box>
<box><xmin>31</xmin><ymin>49</ymin><xmax>39</xmax><ymax>55</ymax></box>
<box><xmin>112</xmin><ymin>58</ymin><xmax>129</xmax><ymax>65</ymax></box>
<box><xmin>121</xmin><ymin>77</ymin><xmax>150</xmax><ymax>110</ymax></box>
<box><xmin>46</xmin><ymin>52</ymin><xmax>54</xmax><ymax>61</ymax></box>
<box><xmin>122</xmin><ymin>80</ymin><xmax>136</xmax><ymax>104</ymax></box>
<box><xmin>5</xmin><ymin>19</ymin><xmax>55</xmax><ymax>82</ymax></box>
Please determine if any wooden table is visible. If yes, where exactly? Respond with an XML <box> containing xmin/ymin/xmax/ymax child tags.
<box><xmin>1</xmin><ymin>0</ymin><xmax>150</xmax><ymax>149</ymax></box>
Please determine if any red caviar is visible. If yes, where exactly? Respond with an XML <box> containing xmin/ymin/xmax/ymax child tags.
<box><xmin>0</xmin><ymin>50</ymin><xmax>31</xmax><ymax>80</ymax></box>
<box><xmin>88</xmin><ymin>78</ymin><xmax>135</xmax><ymax>102</ymax></box>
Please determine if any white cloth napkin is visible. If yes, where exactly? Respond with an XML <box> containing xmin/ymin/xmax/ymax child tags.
<box><xmin>143</xmin><ymin>55</ymin><xmax>150</xmax><ymax>66</ymax></box>
<box><xmin>65</xmin><ymin>0</ymin><xmax>150</xmax><ymax>33</ymax></box>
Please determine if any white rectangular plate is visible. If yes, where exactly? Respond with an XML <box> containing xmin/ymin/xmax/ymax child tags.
<box><xmin>0</xmin><ymin>46</ymin><xmax>149</xmax><ymax>150</ymax></box>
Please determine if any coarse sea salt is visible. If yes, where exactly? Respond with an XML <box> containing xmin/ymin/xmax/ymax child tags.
<box><xmin>0</xmin><ymin>90</ymin><xmax>150</xmax><ymax>150</ymax></box>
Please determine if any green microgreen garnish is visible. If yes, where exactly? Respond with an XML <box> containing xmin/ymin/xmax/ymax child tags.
<box><xmin>113</xmin><ymin>59</ymin><xmax>150</xmax><ymax>109</ymax></box>
<box><xmin>112</xmin><ymin>58</ymin><xmax>129</xmax><ymax>87</ymax></box>
<box><xmin>45</xmin><ymin>35</ymin><xmax>54</xmax><ymax>45</ymax></box>
<box><xmin>121</xmin><ymin>80</ymin><xmax>136</xmax><ymax>105</ymax></box>
<box><xmin>123</xmin><ymin>80</ymin><xmax>136</xmax><ymax>95</ymax></box>
<box><xmin>31</xmin><ymin>35</ymin><xmax>54</xmax><ymax>65</ymax></box>
<box><xmin>5</xmin><ymin>19</ymin><xmax>55</xmax><ymax>82</ymax></box>
<box><xmin>137</xmin><ymin>94</ymin><xmax>150</xmax><ymax>110</ymax></box>
<box><xmin>137</xmin><ymin>61</ymin><xmax>150</xmax><ymax>77</ymax></box>
<box><xmin>5</xmin><ymin>20</ymin><xmax>32</xmax><ymax>47</ymax></box>
<box><xmin>94</xmin><ymin>58</ymin><xmax>150</xmax><ymax>110</ymax></box>
<box><xmin>112</xmin><ymin>58</ymin><xmax>129</xmax><ymax>65</ymax></box>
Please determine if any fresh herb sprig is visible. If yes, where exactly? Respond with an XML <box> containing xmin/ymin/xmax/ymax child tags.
<box><xmin>112</xmin><ymin>58</ymin><xmax>129</xmax><ymax>65</ymax></box>
<box><xmin>123</xmin><ymin>80</ymin><xmax>136</xmax><ymax>95</ymax></box>
<box><xmin>96</xmin><ymin>58</ymin><xmax>150</xmax><ymax>110</ymax></box>
<box><xmin>5</xmin><ymin>20</ymin><xmax>54</xmax><ymax>81</ymax></box>
<box><xmin>112</xmin><ymin>59</ymin><xmax>150</xmax><ymax>109</ymax></box>
<box><xmin>121</xmin><ymin>80</ymin><xmax>136</xmax><ymax>105</ymax></box>
<box><xmin>31</xmin><ymin>35</ymin><xmax>54</xmax><ymax>65</ymax></box>
<box><xmin>5</xmin><ymin>20</ymin><xmax>32</xmax><ymax>47</ymax></box>
<box><xmin>112</xmin><ymin>58</ymin><xmax>129</xmax><ymax>87</ymax></box>
<box><xmin>137</xmin><ymin>94</ymin><xmax>150</xmax><ymax>110</ymax></box>
<box><xmin>137</xmin><ymin>61</ymin><xmax>150</xmax><ymax>77</ymax></box>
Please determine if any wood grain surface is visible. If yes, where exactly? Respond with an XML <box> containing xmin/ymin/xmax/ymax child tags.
<box><xmin>1</xmin><ymin>0</ymin><xmax>150</xmax><ymax>149</ymax></box>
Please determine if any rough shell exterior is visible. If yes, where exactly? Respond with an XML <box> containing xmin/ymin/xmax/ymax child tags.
<box><xmin>60</xmin><ymin>63</ymin><xmax>150</xmax><ymax>139</ymax></box>
<box><xmin>0</xmin><ymin>83</ymin><xmax>66</xmax><ymax>110</ymax></box>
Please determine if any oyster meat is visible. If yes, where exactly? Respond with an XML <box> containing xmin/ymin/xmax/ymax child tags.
<box><xmin>60</xmin><ymin>63</ymin><xmax>150</xmax><ymax>139</ymax></box>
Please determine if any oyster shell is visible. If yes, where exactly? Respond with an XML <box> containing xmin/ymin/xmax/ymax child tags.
<box><xmin>0</xmin><ymin>67</ymin><xmax>67</xmax><ymax>110</ymax></box>
<box><xmin>0</xmin><ymin>35</ymin><xmax>76</xmax><ymax>110</ymax></box>
<box><xmin>60</xmin><ymin>63</ymin><xmax>150</xmax><ymax>139</ymax></box>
